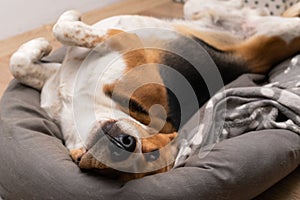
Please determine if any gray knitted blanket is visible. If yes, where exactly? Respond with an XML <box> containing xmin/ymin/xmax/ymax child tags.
<box><xmin>175</xmin><ymin>55</ymin><xmax>300</xmax><ymax>166</ymax></box>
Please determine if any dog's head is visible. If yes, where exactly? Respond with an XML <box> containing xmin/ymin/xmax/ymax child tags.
<box><xmin>67</xmin><ymin>33</ymin><xmax>182</xmax><ymax>180</ymax></box>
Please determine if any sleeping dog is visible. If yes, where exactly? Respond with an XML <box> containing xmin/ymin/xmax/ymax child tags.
<box><xmin>10</xmin><ymin>0</ymin><xmax>300</xmax><ymax>180</ymax></box>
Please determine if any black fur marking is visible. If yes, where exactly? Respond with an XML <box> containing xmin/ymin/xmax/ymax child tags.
<box><xmin>160</xmin><ymin>50</ymin><xmax>210</xmax><ymax>130</ymax></box>
<box><xmin>160</xmin><ymin>36</ymin><xmax>248</xmax><ymax>130</ymax></box>
<box><xmin>192</xmin><ymin>37</ymin><xmax>249</xmax><ymax>83</ymax></box>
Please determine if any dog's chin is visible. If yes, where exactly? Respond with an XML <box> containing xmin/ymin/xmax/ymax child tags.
<box><xmin>78</xmin><ymin>151</ymin><xmax>109</xmax><ymax>170</ymax></box>
<box><xmin>86</xmin><ymin>167</ymin><xmax>171</xmax><ymax>182</ymax></box>
<box><xmin>70</xmin><ymin>148</ymin><xmax>172</xmax><ymax>181</ymax></box>
<box><xmin>70</xmin><ymin>148</ymin><xmax>108</xmax><ymax>169</ymax></box>
<box><xmin>74</xmin><ymin>150</ymin><xmax>125</xmax><ymax>179</ymax></box>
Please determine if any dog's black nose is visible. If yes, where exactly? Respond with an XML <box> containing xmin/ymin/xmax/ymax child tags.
<box><xmin>102</xmin><ymin>121</ymin><xmax>137</xmax><ymax>162</ymax></box>
<box><xmin>111</xmin><ymin>133</ymin><xmax>136</xmax><ymax>152</ymax></box>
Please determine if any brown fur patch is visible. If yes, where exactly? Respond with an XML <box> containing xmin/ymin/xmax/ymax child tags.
<box><xmin>175</xmin><ymin>25</ymin><xmax>242</xmax><ymax>51</ymax></box>
<box><xmin>282</xmin><ymin>2</ymin><xmax>300</xmax><ymax>17</ymax></box>
<box><xmin>79</xmin><ymin>151</ymin><xmax>109</xmax><ymax>169</ymax></box>
<box><xmin>103</xmin><ymin>47</ymin><xmax>175</xmax><ymax>133</ymax></box>
<box><xmin>88</xmin><ymin>29</ymin><xmax>125</xmax><ymax>48</ymax></box>
<box><xmin>235</xmin><ymin>36</ymin><xmax>300</xmax><ymax>73</ymax></box>
<box><xmin>64</xmin><ymin>33</ymin><xmax>71</xmax><ymax>38</ymax></box>
<box><xmin>141</xmin><ymin>132</ymin><xmax>177</xmax><ymax>153</ymax></box>
<box><xmin>70</xmin><ymin>148</ymin><xmax>86</xmax><ymax>163</ymax></box>
<box><xmin>175</xmin><ymin>25</ymin><xmax>300</xmax><ymax>74</ymax></box>
<box><xmin>106</xmin><ymin>31</ymin><xmax>144</xmax><ymax>52</ymax></box>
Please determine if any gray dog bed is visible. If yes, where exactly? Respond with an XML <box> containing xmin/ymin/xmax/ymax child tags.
<box><xmin>0</xmin><ymin>48</ymin><xmax>299</xmax><ymax>199</ymax></box>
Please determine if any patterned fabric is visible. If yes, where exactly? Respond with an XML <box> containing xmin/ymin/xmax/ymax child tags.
<box><xmin>175</xmin><ymin>55</ymin><xmax>300</xmax><ymax>167</ymax></box>
<box><xmin>244</xmin><ymin>0</ymin><xmax>300</xmax><ymax>15</ymax></box>
<box><xmin>175</xmin><ymin>0</ymin><xmax>300</xmax><ymax>168</ymax></box>
<box><xmin>182</xmin><ymin>0</ymin><xmax>300</xmax><ymax>15</ymax></box>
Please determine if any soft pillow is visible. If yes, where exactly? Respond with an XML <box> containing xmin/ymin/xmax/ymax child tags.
<box><xmin>0</xmin><ymin>80</ymin><xmax>299</xmax><ymax>199</ymax></box>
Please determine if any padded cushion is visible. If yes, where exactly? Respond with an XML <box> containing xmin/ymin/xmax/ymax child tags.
<box><xmin>0</xmin><ymin>80</ymin><xmax>299</xmax><ymax>199</ymax></box>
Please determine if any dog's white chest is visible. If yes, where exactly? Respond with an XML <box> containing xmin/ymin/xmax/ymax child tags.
<box><xmin>41</xmin><ymin>47</ymin><xmax>127</xmax><ymax>149</ymax></box>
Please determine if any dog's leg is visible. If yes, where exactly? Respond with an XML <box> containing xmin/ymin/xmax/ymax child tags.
<box><xmin>53</xmin><ymin>10</ymin><xmax>102</xmax><ymax>48</ymax></box>
<box><xmin>53</xmin><ymin>11</ymin><xmax>171</xmax><ymax>49</ymax></box>
<box><xmin>176</xmin><ymin>16</ymin><xmax>300</xmax><ymax>74</ymax></box>
<box><xmin>10</xmin><ymin>38</ymin><xmax>61</xmax><ymax>90</ymax></box>
<box><xmin>233</xmin><ymin>17</ymin><xmax>300</xmax><ymax>73</ymax></box>
<box><xmin>282</xmin><ymin>2</ymin><xmax>300</xmax><ymax>17</ymax></box>
<box><xmin>53</xmin><ymin>10</ymin><xmax>128</xmax><ymax>49</ymax></box>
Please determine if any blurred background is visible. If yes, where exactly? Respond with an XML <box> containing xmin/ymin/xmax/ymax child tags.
<box><xmin>0</xmin><ymin>0</ymin><xmax>120</xmax><ymax>40</ymax></box>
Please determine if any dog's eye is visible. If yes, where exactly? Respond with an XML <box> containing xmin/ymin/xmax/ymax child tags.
<box><xmin>129</xmin><ymin>99</ymin><xmax>148</xmax><ymax>115</ymax></box>
<box><xmin>105</xmin><ymin>92</ymin><xmax>149</xmax><ymax>115</ymax></box>
<box><xmin>144</xmin><ymin>150</ymin><xmax>160</xmax><ymax>162</ymax></box>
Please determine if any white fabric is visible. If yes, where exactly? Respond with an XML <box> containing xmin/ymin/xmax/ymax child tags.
<box><xmin>244</xmin><ymin>0</ymin><xmax>299</xmax><ymax>15</ymax></box>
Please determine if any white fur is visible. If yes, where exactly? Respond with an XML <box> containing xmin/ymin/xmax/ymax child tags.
<box><xmin>184</xmin><ymin>0</ymin><xmax>300</xmax><ymax>42</ymax></box>
<box><xmin>10</xmin><ymin>38</ymin><xmax>60</xmax><ymax>90</ymax></box>
<box><xmin>10</xmin><ymin>0</ymin><xmax>300</xmax><ymax>150</ymax></box>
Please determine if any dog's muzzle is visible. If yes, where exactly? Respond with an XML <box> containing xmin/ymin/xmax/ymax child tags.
<box><xmin>70</xmin><ymin>120</ymin><xmax>142</xmax><ymax>169</ymax></box>
<box><xmin>102</xmin><ymin>121</ymin><xmax>137</xmax><ymax>161</ymax></box>
<box><xmin>70</xmin><ymin>119</ymin><xmax>177</xmax><ymax>179</ymax></box>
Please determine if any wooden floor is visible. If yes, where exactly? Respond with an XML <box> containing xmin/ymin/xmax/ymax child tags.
<box><xmin>0</xmin><ymin>0</ymin><xmax>299</xmax><ymax>199</ymax></box>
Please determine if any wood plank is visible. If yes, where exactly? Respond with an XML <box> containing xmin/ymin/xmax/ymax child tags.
<box><xmin>82</xmin><ymin>0</ymin><xmax>174</xmax><ymax>24</ymax></box>
<box><xmin>137</xmin><ymin>1</ymin><xmax>183</xmax><ymax>18</ymax></box>
<box><xmin>255</xmin><ymin>167</ymin><xmax>300</xmax><ymax>200</ymax></box>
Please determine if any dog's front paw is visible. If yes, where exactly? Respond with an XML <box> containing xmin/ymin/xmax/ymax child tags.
<box><xmin>10</xmin><ymin>37</ymin><xmax>52</xmax><ymax>68</ymax></box>
<box><xmin>57</xmin><ymin>10</ymin><xmax>82</xmax><ymax>22</ymax></box>
<box><xmin>52</xmin><ymin>10</ymin><xmax>85</xmax><ymax>46</ymax></box>
<box><xmin>10</xmin><ymin>38</ymin><xmax>53</xmax><ymax>90</ymax></box>
<box><xmin>10</xmin><ymin>38</ymin><xmax>52</xmax><ymax>72</ymax></box>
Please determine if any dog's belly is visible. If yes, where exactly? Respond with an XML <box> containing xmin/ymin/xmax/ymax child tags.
<box><xmin>253</xmin><ymin>16</ymin><xmax>300</xmax><ymax>43</ymax></box>
<box><xmin>92</xmin><ymin>15</ymin><xmax>172</xmax><ymax>31</ymax></box>
<box><xmin>40</xmin><ymin>16</ymin><xmax>252</xmax><ymax>149</ymax></box>
<box><xmin>39</xmin><ymin>7</ymin><xmax>300</xmax><ymax>151</ymax></box>
<box><xmin>41</xmin><ymin>41</ymin><xmax>163</xmax><ymax>149</ymax></box>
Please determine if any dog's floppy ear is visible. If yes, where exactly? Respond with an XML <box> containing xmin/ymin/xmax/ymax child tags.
<box><xmin>141</xmin><ymin>132</ymin><xmax>177</xmax><ymax>153</ymax></box>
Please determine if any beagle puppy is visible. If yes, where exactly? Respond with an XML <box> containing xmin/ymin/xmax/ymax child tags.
<box><xmin>10</xmin><ymin>0</ymin><xmax>300</xmax><ymax>180</ymax></box>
